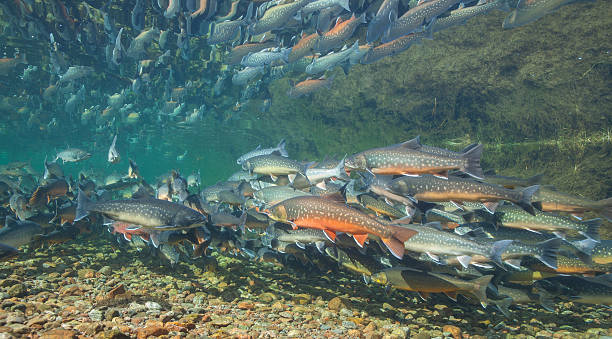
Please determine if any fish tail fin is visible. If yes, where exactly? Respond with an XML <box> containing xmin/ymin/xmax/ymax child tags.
<box><xmin>28</xmin><ymin>186</ymin><xmax>47</xmax><ymax>207</ymax></box>
<box><xmin>490</xmin><ymin>239</ymin><xmax>513</xmax><ymax>268</ymax></box>
<box><xmin>581</xmin><ymin>218</ymin><xmax>601</xmax><ymax>241</ymax></box>
<box><xmin>535</xmin><ymin>238</ymin><xmax>561</xmax><ymax>270</ymax></box>
<box><xmin>517</xmin><ymin>185</ymin><xmax>540</xmax><ymax>215</ymax></box>
<box><xmin>460</xmin><ymin>143</ymin><xmax>483</xmax><ymax>179</ymax></box>
<box><xmin>277</xmin><ymin>139</ymin><xmax>288</xmax><ymax>157</ymax></box>
<box><xmin>383</xmin><ymin>225</ymin><xmax>418</xmax><ymax>259</ymax></box>
<box><xmin>245</xmin><ymin>2</ymin><xmax>254</xmax><ymax>23</ymax></box>
<box><xmin>469</xmin><ymin>274</ymin><xmax>493</xmax><ymax>308</ymax></box>
<box><xmin>75</xmin><ymin>189</ymin><xmax>93</xmax><ymax>221</ymax></box>
<box><xmin>492</xmin><ymin>297</ymin><xmax>513</xmax><ymax>317</ymax></box>
<box><xmin>595</xmin><ymin>197</ymin><xmax>612</xmax><ymax>222</ymax></box>
<box><xmin>569</xmin><ymin>237</ymin><xmax>598</xmax><ymax>256</ymax></box>
<box><xmin>335</xmin><ymin>155</ymin><xmax>349</xmax><ymax>179</ymax></box>
<box><xmin>339</xmin><ymin>0</ymin><xmax>351</xmax><ymax>12</ymax></box>
<box><xmin>538</xmin><ymin>290</ymin><xmax>555</xmax><ymax>311</ymax></box>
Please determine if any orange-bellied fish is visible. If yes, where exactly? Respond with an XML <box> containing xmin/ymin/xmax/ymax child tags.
<box><xmin>532</xmin><ymin>186</ymin><xmax>612</xmax><ymax>221</ymax></box>
<box><xmin>262</xmin><ymin>195</ymin><xmax>418</xmax><ymax>259</ymax></box>
<box><xmin>287</xmin><ymin>75</ymin><xmax>334</xmax><ymax>98</ymax></box>
<box><xmin>315</xmin><ymin>13</ymin><xmax>366</xmax><ymax>53</ymax></box>
<box><xmin>345</xmin><ymin>141</ymin><xmax>484</xmax><ymax>179</ymax></box>
<box><xmin>288</xmin><ymin>32</ymin><xmax>321</xmax><ymax>63</ymax></box>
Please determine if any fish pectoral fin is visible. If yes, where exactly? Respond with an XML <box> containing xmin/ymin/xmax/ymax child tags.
<box><xmin>123</xmin><ymin>233</ymin><xmax>132</xmax><ymax>241</ymax></box>
<box><xmin>381</xmin><ymin>237</ymin><xmax>405</xmax><ymax>260</ymax></box>
<box><xmin>450</xmin><ymin>200</ymin><xmax>465</xmax><ymax>211</ymax></box>
<box><xmin>352</xmin><ymin>233</ymin><xmax>369</xmax><ymax>247</ymax></box>
<box><xmin>289</xmin><ymin>220</ymin><xmax>298</xmax><ymax>230</ymax></box>
<box><xmin>426</xmin><ymin>252</ymin><xmax>440</xmax><ymax>262</ymax></box>
<box><xmin>504</xmin><ymin>259</ymin><xmax>522</xmax><ymax>269</ymax></box>
<box><xmin>295</xmin><ymin>241</ymin><xmax>306</xmax><ymax>250</ymax></box>
<box><xmin>443</xmin><ymin>291</ymin><xmax>458</xmax><ymax>302</ymax></box>
<box><xmin>417</xmin><ymin>291</ymin><xmax>430</xmax><ymax>301</ymax></box>
<box><xmin>125</xmin><ymin>226</ymin><xmax>142</xmax><ymax>231</ymax></box>
<box><xmin>456</xmin><ymin>255</ymin><xmax>472</xmax><ymax>268</ymax></box>
<box><xmin>482</xmin><ymin>201</ymin><xmax>499</xmax><ymax>214</ymax></box>
<box><xmin>323</xmin><ymin>229</ymin><xmax>337</xmax><ymax>242</ymax></box>
<box><xmin>570</xmin><ymin>212</ymin><xmax>584</xmax><ymax>221</ymax></box>
<box><xmin>433</xmin><ymin>171</ymin><xmax>449</xmax><ymax>179</ymax></box>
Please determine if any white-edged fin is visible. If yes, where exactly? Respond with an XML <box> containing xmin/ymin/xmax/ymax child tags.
<box><xmin>125</xmin><ymin>226</ymin><xmax>142</xmax><ymax>231</ymax></box>
<box><xmin>504</xmin><ymin>259</ymin><xmax>522</xmax><ymax>269</ymax></box>
<box><xmin>152</xmin><ymin>225</ymin><xmax>175</xmax><ymax>229</ymax></box>
<box><xmin>363</xmin><ymin>274</ymin><xmax>371</xmax><ymax>285</ymax></box>
<box><xmin>315</xmin><ymin>241</ymin><xmax>326</xmax><ymax>253</ymax></box>
<box><xmin>456</xmin><ymin>255</ymin><xmax>472</xmax><ymax>268</ymax></box>
<box><xmin>150</xmin><ymin>232</ymin><xmax>160</xmax><ymax>248</ymax></box>
<box><xmin>471</xmin><ymin>262</ymin><xmax>493</xmax><ymax>269</ymax></box>
<box><xmin>295</xmin><ymin>241</ymin><xmax>306</xmax><ymax>250</ymax></box>
<box><xmin>402</xmin><ymin>173</ymin><xmax>420</xmax><ymax>177</ymax></box>
<box><xmin>426</xmin><ymin>252</ymin><xmax>440</xmax><ymax>262</ymax></box>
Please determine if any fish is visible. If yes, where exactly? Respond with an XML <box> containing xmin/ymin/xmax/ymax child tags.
<box><xmin>0</xmin><ymin>216</ymin><xmax>43</xmax><ymax>249</ymax></box>
<box><xmin>165</xmin><ymin>0</ymin><xmax>180</xmax><ymax>18</ymax></box>
<box><xmin>366</xmin><ymin>0</ymin><xmax>400</xmax><ymax>43</ymax></box>
<box><xmin>75</xmin><ymin>189</ymin><xmax>207</xmax><ymax>230</ymax></box>
<box><xmin>345</xmin><ymin>140</ymin><xmax>484</xmax><ymax>179</ymax></box>
<box><xmin>495</xmin><ymin>204</ymin><xmax>601</xmax><ymax>239</ymax></box>
<box><xmin>591</xmin><ymin>240</ymin><xmax>612</xmax><ymax>265</ymax></box>
<box><xmin>58</xmin><ymin>66</ymin><xmax>94</xmax><ymax>84</ymax></box>
<box><xmin>359</xmin><ymin>194</ymin><xmax>407</xmax><ymax>219</ymax></box>
<box><xmin>315</xmin><ymin>13</ymin><xmax>366</xmax><ymax>54</ymax></box>
<box><xmin>398</xmin><ymin>222</ymin><xmax>513</xmax><ymax>268</ymax></box>
<box><xmin>232</xmin><ymin>66</ymin><xmax>265</xmax><ymax>86</ymax></box>
<box><xmin>208</xmin><ymin>3</ymin><xmax>254</xmax><ymax>45</ymax></box>
<box><xmin>490</xmin><ymin>285</ymin><xmax>555</xmax><ymax>316</ymax></box>
<box><xmin>482</xmin><ymin>171</ymin><xmax>544</xmax><ymax>189</ymax></box>
<box><xmin>29</xmin><ymin>178</ymin><xmax>69</xmax><ymax>207</ymax></box>
<box><xmin>536</xmin><ymin>275</ymin><xmax>612</xmax><ymax>305</ymax></box>
<box><xmin>382</xmin><ymin>0</ymin><xmax>462</xmax><ymax>43</ymax></box>
<box><xmin>0</xmin><ymin>243</ymin><xmax>19</xmax><ymax>261</ymax></box>
<box><xmin>237</xmin><ymin>139</ymin><xmax>289</xmax><ymax>165</ymax></box>
<box><xmin>55</xmin><ymin>148</ymin><xmax>91</xmax><ymax>163</ymax></box>
<box><xmin>112</xmin><ymin>27</ymin><xmax>125</xmax><ymax>66</ymax></box>
<box><xmin>532</xmin><ymin>186</ymin><xmax>612</xmax><ymax>221</ymax></box>
<box><xmin>263</xmin><ymin>195</ymin><xmax>418</xmax><ymax>259</ymax></box>
<box><xmin>241</xmin><ymin>47</ymin><xmax>291</xmax><ymax>67</ymax></box>
<box><xmin>32</xmin><ymin>226</ymin><xmax>80</xmax><ymax>247</ymax></box>
<box><xmin>288</xmin><ymin>75</ymin><xmax>334</xmax><ymax>98</ymax></box>
<box><xmin>325</xmin><ymin>246</ymin><xmax>387</xmax><ymax>282</ymax></box>
<box><xmin>372</xmin><ymin>267</ymin><xmax>493</xmax><ymax>307</ymax></box>
<box><xmin>227</xmin><ymin>41</ymin><xmax>278</xmax><ymax>65</ymax></box>
<box><xmin>304</xmin><ymin>155</ymin><xmax>347</xmax><ymax>184</ymax></box>
<box><xmin>387</xmin><ymin>174</ymin><xmax>540</xmax><ymax>215</ymax></box>
<box><xmin>242</xmin><ymin>154</ymin><xmax>307</xmax><ymax>182</ymax></box>
<box><xmin>265</xmin><ymin>224</ymin><xmax>331</xmax><ymax>251</ymax></box>
<box><xmin>288</xmin><ymin>32</ymin><xmax>321</xmax><ymax>63</ymax></box>
<box><xmin>9</xmin><ymin>194</ymin><xmax>33</xmax><ymax>221</ymax></box>
<box><xmin>126</xmin><ymin>27</ymin><xmax>160</xmax><ymax>60</ymax></box>
<box><xmin>248</xmin><ymin>0</ymin><xmax>312</xmax><ymax>35</ymax></box>
<box><xmin>306</xmin><ymin>41</ymin><xmax>360</xmax><ymax>74</ymax></box>
<box><xmin>361</xmin><ymin>28</ymin><xmax>432</xmax><ymax>64</ymax></box>
<box><xmin>503</xmin><ymin>0</ymin><xmax>590</xmax><ymax>29</ymax></box>
<box><xmin>131</xmin><ymin>0</ymin><xmax>145</xmax><ymax>31</ymax></box>
<box><xmin>253</xmin><ymin>185</ymin><xmax>312</xmax><ymax>206</ymax></box>
<box><xmin>300</xmin><ymin>0</ymin><xmax>351</xmax><ymax>16</ymax></box>
<box><xmin>108</xmin><ymin>134</ymin><xmax>120</xmax><ymax>164</ymax></box>
<box><xmin>0</xmin><ymin>54</ymin><xmax>27</xmax><ymax>76</ymax></box>
<box><xmin>433</xmin><ymin>2</ymin><xmax>513</xmax><ymax>33</ymax></box>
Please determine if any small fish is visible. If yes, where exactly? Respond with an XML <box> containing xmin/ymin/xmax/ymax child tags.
<box><xmin>300</xmin><ymin>0</ymin><xmax>350</xmax><ymax>16</ymax></box>
<box><xmin>131</xmin><ymin>0</ymin><xmax>145</xmax><ymax>31</ymax></box>
<box><xmin>241</xmin><ymin>47</ymin><xmax>291</xmax><ymax>67</ymax></box>
<box><xmin>287</xmin><ymin>75</ymin><xmax>334</xmax><ymax>98</ymax></box>
<box><xmin>315</xmin><ymin>13</ymin><xmax>366</xmax><ymax>54</ymax></box>
<box><xmin>58</xmin><ymin>66</ymin><xmax>94</xmax><ymax>84</ymax></box>
<box><xmin>108</xmin><ymin>134</ymin><xmax>120</xmax><ymax>164</ymax></box>
<box><xmin>362</xmin><ymin>29</ymin><xmax>432</xmax><ymax>64</ymax></box>
<box><xmin>248</xmin><ymin>0</ymin><xmax>312</xmax><ymax>35</ymax></box>
<box><xmin>232</xmin><ymin>66</ymin><xmax>265</xmax><ymax>86</ymax></box>
<box><xmin>237</xmin><ymin>139</ymin><xmax>288</xmax><ymax>165</ymax></box>
<box><xmin>55</xmin><ymin>148</ymin><xmax>91</xmax><ymax>163</ymax></box>
<box><xmin>242</xmin><ymin>154</ymin><xmax>306</xmax><ymax>183</ymax></box>
<box><xmin>112</xmin><ymin>27</ymin><xmax>125</xmax><ymax>66</ymax></box>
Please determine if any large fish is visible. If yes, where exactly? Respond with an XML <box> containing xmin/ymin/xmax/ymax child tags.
<box><xmin>399</xmin><ymin>222</ymin><xmax>513</xmax><ymax>268</ymax></box>
<box><xmin>532</xmin><ymin>186</ymin><xmax>612</xmax><ymax>221</ymax></box>
<box><xmin>387</xmin><ymin>174</ymin><xmax>540</xmax><ymax>214</ymax></box>
<box><xmin>263</xmin><ymin>195</ymin><xmax>418</xmax><ymax>259</ymax></box>
<box><xmin>382</xmin><ymin>0</ymin><xmax>462</xmax><ymax>43</ymax></box>
<box><xmin>75</xmin><ymin>189</ymin><xmax>207</xmax><ymax>230</ymax></box>
<box><xmin>253</xmin><ymin>185</ymin><xmax>312</xmax><ymax>206</ymax></box>
<box><xmin>241</xmin><ymin>47</ymin><xmax>291</xmax><ymax>67</ymax></box>
<box><xmin>208</xmin><ymin>3</ymin><xmax>254</xmax><ymax>45</ymax></box>
<box><xmin>288</xmin><ymin>32</ymin><xmax>321</xmax><ymax>63</ymax></box>
<box><xmin>345</xmin><ymin>140</ymin><xmax>483</xmax><ymax>179</ymax></box>
<box><xmin>242</xmin><ymin>154</ymin><xmax>307</xmax><ymax>182</ymax></box>
<box><xmin>249</xmin><ymin>0</ymin><xmax>312</xmax><ymax>35</ymax></box>
<box><xmin>361</xmin><ymin>28</ymin><xmax>432</xmax><ymax>64</ymax></box>
<box><xmin>432</xmin><ymin>0</ymin><xmax>511</xmax><ymax>33</ymax></box>
<box><xmin>372</xmin><ymin>267</ymin><xmax>493</xmax><ymax>307</ymax></box>
<box><xmin>300</xmin><ymin>0</ymin><xmax>350</xmax><ymax>16</ymax></box>
<box><xmin>495</xmin><ymin>204</ymin><xmax>601</xmax><ymax>239</ymax></box>
<box><xmin>503</xmin><ymin>0</ymin><xmax>590</xmax><ymax>29</ymax></box>
<box><xmin>237</xmin><ymin>139</ymin><xmax>288</xmax><ymax>165</ymax></box>
<box><xmin>0</xmin><ymin>243</ymin><xmax>18</xmax><ymax>261</ymax></box>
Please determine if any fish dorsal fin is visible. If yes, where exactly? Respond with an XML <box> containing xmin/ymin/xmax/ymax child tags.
<box><xmin>320</xmin><ymin>191</ymin><xmax>345</xmax><ymax>204</ymax></box>
<box><xmin>333</xmin><ymin>16</ymin><xmax>345</xmax><ymax>28</ymax></box>
<box><xmin>399</xmin><ymin>136</ymin><xmax>421</xmax><ymax>149</ymax></box>
<box><xmin>424</xmin><ymin>221</ymin><xmax>443</xmax><ymax>230</ymax></box>
<box><xmin>443</xmin><ymin>291</ymin><xmax>458</xmax><ymax>302</ymax></box>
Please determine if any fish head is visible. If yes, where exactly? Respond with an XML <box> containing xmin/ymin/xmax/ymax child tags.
<box><xmin>344</xmin><ymin>153</ymin><xmax>367</xmax><ymax>175</ymax></box>
<box><xmin>371</xmin><ymin>272</ymin><xmax>388</xmax><ymax>286</ymax></box>
<box><xmin>242</xmin><ymin>159</ymin><xmax>253</xmax><ymax>173</ymax></box>
<box><xmin>261</xmin><ymin>204</ymin><xmax>287</xmax><ymax>223</ymax></box>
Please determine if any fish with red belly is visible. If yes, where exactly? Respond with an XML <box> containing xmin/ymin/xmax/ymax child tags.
<box><xmin>262</xmin><ymin>196</ymin><xmax>418</xmax><ymax>259</ymax></box>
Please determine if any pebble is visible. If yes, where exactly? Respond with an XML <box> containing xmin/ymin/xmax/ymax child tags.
<box><xmin>88</xmin><ymin>309</ymin><xmax>103</xmax><ymax>322</ymax></box>
<box><xmin>342</xmin><ymin>320</ymin><xmax>357</xmax><ymax>329</ymax></box>
<box><xmin>6</xmin><ymin>284</ymin><xmax>25</xmax><ymax>298</ymax></box>
<box><xmin>145</xmin><ymin>301</ymin><xmax>161</xmax><ymax>310</ymax></box>
<box><xmin>99</xmin><ymin>266</ymin><xmax>112</xmax><ymax>276</ymax></box>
